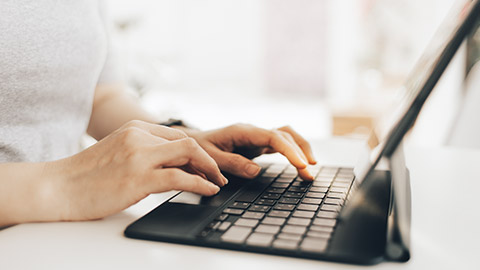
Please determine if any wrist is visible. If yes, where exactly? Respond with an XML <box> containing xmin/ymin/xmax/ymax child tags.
<box><xmin>0</xmin><ymin>161</ymin><xmax>69</xmax><ymax>226</ymax></box>
<box><xmin>25</xmin><ymin>160</ymin><xmax>72</xmax><ymax>223</ymax></box>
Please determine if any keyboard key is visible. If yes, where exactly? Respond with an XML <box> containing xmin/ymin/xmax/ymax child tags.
<box><xmin>215</xmin><ymin>214</ymin><xmax>229</xmax><ymax>221</ymax></box>
<box><xmin>255</xmin><ymin>224</ymin><xmax>280</xmax><ymax>234</ymax></box>
<box><xmin>263</xmin><ymin>171</ymin><xmax>281</xmax><ymax>178</ymax></box>
<box><xmin>292</xmin><ymin>210</ymin><xmax>315</xmax><ymax>219</ymax></box>
<box><xmin>271</xmin><ymin>183</ymin><xmax>289</xmax><ymax>188</ymax></box>
<box><xmin>332</xmin><ymin>182</ymin><xmax>351</xmax><ymax>188</ymax></box>
<box><xmin>275</xmin><ymin>177</ymin><xmax>295</xmax><ymax>183</ymax></box>
<box><xmin>261</xmin><ymin>217</ymin><xmax>286</xmax><ymax>226</ymax></box>
<box><xmin>242</xmin><ymin>211</ymin><xmax>265</xmax><ymax>220</ymax></box>
<box><xmin>283</xmin><ymin>165</ymin><xmax>298</xmax><ymax>174</ymax></box>
<box><xmin>330</xmin><ymin>187</ymin><xmax>348</xmax><ymax>193</ymax></box>
<box><xmin>318</xmin><ymin>172</ymin><xmax>336</xmax><ymax>178</ymax></box>
<box><xmin>309</xmin><ymin>167</ymin><xmax>321</xmax><ymax>176</ymax></box>
<box><xmin>283</xmin><ymin>192</ymin><xmax>304</xmax><ymax>198</ymax></box>
<box><xmin>273</xmin><ymin>239</ymin><xmax>299</xmax><ymax>250</ymax></box>
<box><xmin>262</xmin><ymin>193</ymin><xmax>281</xmax><ymax>200</ymax></box>
<box><xmin>268</xmin><ymin>210</ymin><xmax>290</xmax><ymax>218</ymax></box>
<box><xmin>221</xmin><ymin>226</ymin><xmax>252</xmax><ymax>243</ymax></box>
<box><xmin>310</xmin><ymin>187</ymin><xmax>328</xmax><ymax>193</ymax></box>
<box><xmin>312</xmin><ymin>181</ymin><xmax>330</xmax><ymax>187</ymax></box>
<box><xmin>218</xmin><ymin>221</ymin><xmax>232</xmax><ymax>232</ymax></box>
<box><xmin>302</xmin><ymin>198</ymin><xmax>322</xmax><ymax>205</ymax></box>
<box><xmin>281</xmin><ymin>172</ymin><xmax>297</xmax><ymax>178</ymax></box>
<box><xmin>301</xmin><ymin>238</ymin><xmax>328</xmax><ymax>253</ymax></box>
<box><xmin>296</xmin><ymin>204</ymin><xmax>318</xmax><ymax>212</ymax></box>
<box><xmin>316</xmin><ymin>211</ymin><xmax>338</xmax><ymax>219</ymax></box>
<box><xmin>273</xmin><ymin>203</ymin><xmax>295</xmax><ymax>211</ymax></box>
<box><xmin>235</xmin><ymin>218</ymin><xmax>259</xmax><ymax>228</ymax></box>
<box><xmin>266</xmin><ymin>187</ymin><xmax>286</xmax><ymax>194</ymax></box>
<box><xmin>282</xmin><ymin>225</ymin><xmax>307</xmax><ymax>235</ymax></box>
<box><xmin>327</xmin><ymin>192</ymin><xmax>346</xmax><ymax>199</ymax></box>
<box><xmin>315</xmin><ymin>176</ymin><xmax>334</xmax><ymax>182</ymax></box>
<box><xmin>223</xmin><ymin>208</ymin><xmax>244</xmax><ymax>215</ymax></box>
<box><xmin>305</xmin><ymin>192</ymin><xmax>325</xmax><ymax>199</ymax></box>
<box><xmin>230</xmin><ymin>202</ymin><xmax>250</xmax><ymax>209</ymax></box>
<box><xmin>278</xmin><ymin>198</ymin><xmax>300</xmax><ymax>204</ymax></box>
<box><xmin>313</xmin><ymin>218</ymin><xmax>337</xmax><ymax>227</ymax></box>
<box><xmin>264</xmin><ymin>165</ymin><xmax>286</xmax><ymax>175</ymax></box>
<box><xmin>288</xmin><ymin>187</ymin><xmax>308</xmax><ymax>192</ymax></box>
<box><xmin>246</xmin><ymin>233</ymin><xmax>274</xmax><ymax>247</ymax></box>
<box><xmin>335</xmin><ymin>176</ymin><xmax>353</xmax><ymax>185</ymax></box>
<box><xmin>255</xmin><ymin>199</ymin><xmax>276</xmax><ymax>206</ymax></box>
<box><xmin>235</xmin><ymin>177</ymin><xmax>275</xmax><ymax>203</ymax></box>
<box><xmin>324</xmin><ymin>198</ymin><xmax>343</xmax><ymax>205</ymax></box>
<box><xmin>291</xmin><ymin>181</ymin><xmax>311</xmax><ymax>187</ymax></box>
<box><xmin>277</xmin><ymin>233</ymin><xmax>302</xmax><ymax>241</ymax></box>
<box><xmin>339</xmin><ymin>167</ymin><xmax>354</xmax><ymax>173</ymax></box>
<box><xmin>250</xmin><ymin>205</ymin><xmax>271</xmax><ymax>212</ymax></box>
<box><xmin>307</xmin><ymin>231</ymin><xmax>331</xmax><ymax>239</ymax></box>
<box><xmin>287</xmin><ymin>217</ymin><xmax>311</xmax><ymax>226</ymax></box>
<box><xmin>310</xmin><ymin>225</ymin><xmax>334</xmax><ymax>233</ymax></box>
<box><xmin>321</xmin><ymin>204</ymin><xmax>341</xmax><ymax>212</ymax></box>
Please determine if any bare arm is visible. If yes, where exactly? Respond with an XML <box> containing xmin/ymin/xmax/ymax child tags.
<box><xmin>87</xmin><ymin>84</ymin><xmax>158</xmax><ymax>140</ymax></box>
<box><xmin>0</xmin><ymin>122</ymin><xmax>225</xmax><ymax>227</ymax></box>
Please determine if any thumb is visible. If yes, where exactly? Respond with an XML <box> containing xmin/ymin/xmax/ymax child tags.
<box><xmin>209</xmin><ymin>148</ymin><xmax>261</xmax><ymax>179</ymax></box>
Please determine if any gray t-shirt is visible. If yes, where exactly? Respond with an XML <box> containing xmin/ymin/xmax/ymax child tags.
<box><xmin>0</xmin><ymin>0</ymin><xmax>117</xmax><ymax>162</ymax></box>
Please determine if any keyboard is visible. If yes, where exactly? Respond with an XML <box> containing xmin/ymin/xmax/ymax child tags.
<box><xmin>197</xmin><ymin>164</ymin><xmax>356</xmax><ymax>254</ymax></box>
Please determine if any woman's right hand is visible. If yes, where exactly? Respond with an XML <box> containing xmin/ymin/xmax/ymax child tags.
<box><xmin>52</xmin><ymin>120</ymin><xmax>226</xmax><ymax>222</ymax></box>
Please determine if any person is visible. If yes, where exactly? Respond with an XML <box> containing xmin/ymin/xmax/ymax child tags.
<box><xmin>0</xmin><ymin>1</ymin><xmax>316</xmax><ymax>227</ymax></box>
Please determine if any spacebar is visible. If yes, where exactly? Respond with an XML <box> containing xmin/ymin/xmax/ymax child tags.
<box><xmin>235</xmin><ymin>177</ymin><xmax>274</xmax><ymax>203</ymax></box>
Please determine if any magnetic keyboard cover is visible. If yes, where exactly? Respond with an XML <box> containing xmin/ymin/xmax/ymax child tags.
<box><xmin>195</xmin><ymin>164</ymin><xmax>355</xmax><ymax>255</ymax></box>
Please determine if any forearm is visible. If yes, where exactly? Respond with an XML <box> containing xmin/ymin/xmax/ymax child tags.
<box><xmin>87</xmin><ymin>84</ymin><xmax>158</xmax><ymax>140</ymax></box>
<box><xmin>0</xmin><ymin>161</ymin><xmax>67</xmax><ymax>227</ymax></box>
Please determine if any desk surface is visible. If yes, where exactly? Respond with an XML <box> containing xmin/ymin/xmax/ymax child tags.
<box><xmin>1</xmin><ymin>139</ymin><xmax>479</xmax><ymax>270</ymax></box>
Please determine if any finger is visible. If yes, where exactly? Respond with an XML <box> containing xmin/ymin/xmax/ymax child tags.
<box><xmin>298</xmin><ymin>168</ymin><xmax>315</xmax><ymax>181</ymax></box>
<box><xmin>149</xmin><ymin>168</ymin><xmax>220</xmax><ymax>196</ymax></box>
<box><xmin>278</xmin><ymin>131</ymin><xmax>309</xmax><ymax>167</ymax></box>
<box><xmin>278</xmin><ymin>126</ymin><xmax>316</xmax><ymax>164</ymax></box>
<box><xmin>278</xmin><ymin>132</ymin><xmax>314</xmax><ymax>180</ymax></box>
<box><xmin>122</xmin><ymin>120</ymin><xmax>188</xmax><ymax>141</ymax></box>
<box><xmin>267</xmin><ymin>130</ymin><xmax>308</xmax><ymax>168</ymax></box>
<box><xmin>208</xmin><ymin>146</ymin><xmax>261</xmax><ymax>179</ymax></box>
<box><xmin>228</xmin><ymin>125</ymin><xmax>309</xmax><ymax>169</ymax></box>
<box><xmin>149</xmin><ymin>138</ymin><xmax>228</xmax><ymax>186</ymax></box>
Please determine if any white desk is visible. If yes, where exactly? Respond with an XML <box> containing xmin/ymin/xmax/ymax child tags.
<box><xmin>1</xmin><ymin>139</ymin><xmax>479</xmax><ymax>270</ymax></box>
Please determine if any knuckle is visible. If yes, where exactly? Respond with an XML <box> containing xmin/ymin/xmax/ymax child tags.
<box><xmin>283</xmin><ymin>131</ymin><xmax>294</xmax><ymax>141</ymax></box>
<box><xmin>124</xmin><ymin>146</ymin><xmax>144</xmax><ymax>168</ymax></box>
<box><xmin>271</xmin><ymin>129</ymin><xmax>283</xmax><ymax>138</ymax></box>
<box><xmin>172</xmin><ymin>128</ymin><xmax>188</xmax><ymax>139</ymax></box>
<box><xmin>227</xmin><ymin>123</ymin><xmax>251</xmax><ymax>132</ymax></box>
<box><xmin>124</xmin><ymin>119</ymin><xmax>143</xmax><ymax>129</ymax></box>
<box><xmin>120</xmin><ymin>127</ymin><xmax>142</xmax><ymax>145</ymax></box>
<box><xmin>283</xmin><ymin>125</ymin><xmax>293</xmax><ymax>132</ymax></box>
<box><xmin>226</xmin><ymin>154</ymin><xmax>244</xmax><ymax>167</ymax></box>
<box><xmin>180</xmin><ymin>137</ymin><xmax>199</xmax><ymax>151</ymax></box>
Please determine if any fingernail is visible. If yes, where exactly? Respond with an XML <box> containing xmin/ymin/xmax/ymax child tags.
<box><xmin>246</xmin><ymin>164</ymin><xmax>261</xmax><ymax>177</ymax></box>
<box><xmin>223</xmin><ymin>176</ymin><xmax>229</xmax><ymax>185</ymax></box>
<box><xmin>210</xmin><ymin>183</ymin><xmax>220</xmax><ymax>193</ymax></box>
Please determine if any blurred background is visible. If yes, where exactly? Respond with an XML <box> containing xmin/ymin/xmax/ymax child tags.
<box><xmin>103</xmin><ymin>0</ymin><xmax>480</xmax><ymax>148</ymax></box>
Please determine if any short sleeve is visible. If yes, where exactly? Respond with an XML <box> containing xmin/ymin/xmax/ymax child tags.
<box><xmin>97</xmin><ymin>0</ymin><xmax>123</xmax><ymax>85</ymax></box>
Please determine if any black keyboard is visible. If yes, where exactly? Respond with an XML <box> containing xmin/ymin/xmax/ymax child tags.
<box><xmin>197</xmin><ymin>164</ymin><xmax>356</xmax><ymax>254</ymax></box>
